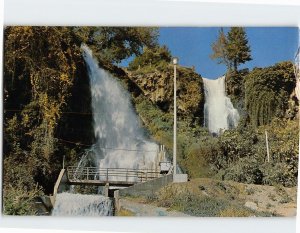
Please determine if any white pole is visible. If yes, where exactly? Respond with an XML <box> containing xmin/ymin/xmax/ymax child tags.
<box><xmin>294</xmin><ymin>47</ymin><xmax>300</xmax><ymax>233</ymax></box>
<box><xmin>173</xmin><ymin>62</ymin><xmax>177</xmax><ymax>177</ymax></box>
<box><xmin>265</xmin><ymin>130</ymin><xmax>270</xmax><ymax>163</ymax></box>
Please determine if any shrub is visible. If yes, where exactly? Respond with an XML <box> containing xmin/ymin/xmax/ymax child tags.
<box><xmin>223</xmin><ymin>157</ymin><xmax>264</xmax><ymax>184</ymax></box>
<box><xmin>128</xmin><ymin>45</ymin><xmax>171</xmax><ymax>71</ymax></box>
<box><xmin>3</xmin><ymin>158</ymin><xmax>43</xmax><ymax>215</ymax></box>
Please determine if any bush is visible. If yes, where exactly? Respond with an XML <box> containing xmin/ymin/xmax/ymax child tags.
<box><xmin>223</xmin><ymin>157</ymin><xmax>264</xmax><ymax>184</ymax></box>
<box><xmin>210</xmin><ymin>118</ymin><xmax>298</xmax><ymax>187</ymax></box>
<box><xmin>128</xmin><ymin>45</ymin><xmax>171</xmax><ymax>71</ymax></box>
<box><xmin>262</xmin><ymin>162</ymin><xmax>297</xmax><ymax>187</ymax></box>
<box><xmin>3</xmin><ymin>157</ymin><xmax>43</xmax><ymax>215</ymax></box>
<box><xmin>3</xmin><ymin>182</ymin><xmax>42</xmax><ymax>215</ymax></box>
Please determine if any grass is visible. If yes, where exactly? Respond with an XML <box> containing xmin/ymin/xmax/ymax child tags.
<box><xmin>246</xmin><ymin>187</ymin><xmax>255</xmax><ymax>195</ymax></box>
<box><xmin>159</xmin><ymin>192</ymin><xmax>267</xmax><ymax>217</ymax></box>
<box><xmin>153</xmin><ymin>179</ymin><xmax>274</xmax><ymax>217</ymax></box>
<box><xmin>116</xmin><ymin>207</ymin><xmax>135</xmax><ymax>216</ymax></box>
<box><xmin>274</xmin><ymin>185</ymin><xmax>293</xmax><ymax>204</ymax></box>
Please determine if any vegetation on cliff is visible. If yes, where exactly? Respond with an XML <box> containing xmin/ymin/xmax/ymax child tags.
<box><xmin>3</xmin><ymin>26</ymin><xmax>82</xmax><ymax>214</ymax></box>
<box><xmin>127</xmin><ymin>46</ymin><xmax>205</xmax><ymax>123</ymax></box>
<box><xmin>2</xmin><ymin>26</ymin><xmax>159</xmax><ymax>215</ymax></box>
<box><xmin>245</xmin><ymin>61</ymin><xmax>297</xmax><ymax>127</ymax></box>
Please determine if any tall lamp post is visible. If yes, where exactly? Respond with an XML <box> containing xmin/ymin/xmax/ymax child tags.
<box><xmin>172</xmin><ymin>57</ymin><xmax>178</xmax><ymax>179</ymax></box>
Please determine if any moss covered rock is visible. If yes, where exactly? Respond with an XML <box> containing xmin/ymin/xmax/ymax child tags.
<box><xmin>245</xmin><ymin>61</ymin><xmax>296</xmax><ymax>127</ymax></box>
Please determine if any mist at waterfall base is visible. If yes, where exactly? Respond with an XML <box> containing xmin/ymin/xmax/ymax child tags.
<box><xmin>81</xmin><ymin>44</ymin><xmax>159</xmax><ymax>171</ymax></box>
<box><xmin>203</xmin><ymin>76</ymin><xmax>240</xmax><ymax>135</ymax></box>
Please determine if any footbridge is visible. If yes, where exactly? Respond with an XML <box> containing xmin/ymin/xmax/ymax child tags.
<box><xmin>50</xmin><ymin>145</ymin><xmax>187</xmax><ymax>207</ymax></box>
<box><xmin>66</xmin><ymin>166</ymin><xmax>162</xmax><ymax>187</ymax></box>
<box><xmin>50</xmin><ymin>164</ymin><xmax>171</xmax><ymax>206</ymax></box>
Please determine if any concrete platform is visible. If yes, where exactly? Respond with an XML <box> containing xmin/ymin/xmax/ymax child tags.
<box><xmin>173</xmin><ymin>174</ymin><xmax>188</xmax><ymax>183</ymax></box>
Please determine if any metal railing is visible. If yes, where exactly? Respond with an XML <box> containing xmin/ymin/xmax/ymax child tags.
<box><xmin>67</xmin><ymin>166</ymin><xmax>161</xmax><ymax>184</ymax></box>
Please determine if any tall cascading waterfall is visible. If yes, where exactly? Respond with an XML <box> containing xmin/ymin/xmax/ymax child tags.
<box><xmin>52</xmin><ymin>45</ymin><xmax>160</xmax><ymax>216</ymax></box>
<box><xmin>203</xmin><ymin>76</ymin><xmax>240</xmax><ymax>135</ymax></box>
<box><xmin>81</xmin><ymin>44</ymin><xmax>159</xmax><ymax>171</ymax></box>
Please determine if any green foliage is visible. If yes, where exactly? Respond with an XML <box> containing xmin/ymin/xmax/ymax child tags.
<box><xmin>3</xmin><ymin>26</ymin><xmax>89</xmax><ymax>212</ymax></box>
<box><xmin>214</xmin><ymin>119</ymin><xmax>298</xmax><ymax>187</ymax></box>
<box><xmin>158</xmin><ymin>187</ymin><xmax>264</xmax><ymax>217</ymax></box>
<box><xmin>211</xmin><ymin>27</ymin><xmax>252</xmax><ymax>71</ymax></box>
<box><xmin>181</xmin><ymin>137</ymin><xmax>220</xmax><ymax>178</ymax></box>
<box><xmin>178</xmin><ymin>113</ymin><xmax>298</xmax><ymax>187</ymax></box>
<box><xmin>218</xmin><ymin>127</ymin><xmax>258</xmax><ymax>165</ymax></box>
<box><xmin>3</xmin><ymin>157</ymin><xmax>43</xmax><ymax>215</ymax></box>
<box><xmin>259</xmin><ymin>119</ymin><xmax>299</xmax><ymax>187</ymax></box>
<box><xmin>210</xmin><ymin>28</ymin><xmax>230</xmax><ymax>68</ymax></box>
<box><xmin>128</xmin><ymin>45</ymin><xmax>171</xmax><ymax>71</ymax></box>
<box><xmin>223</xmin><ymin>157</ymin><xmax>264</xmax><ymax>184</ymax></box>
<box><xmin>73</xmin><ymin>27</ymin><xmax>159</xmax><ymax>64</ymax></box>
<box><xmin>3</xmin><ymin>183</ymin><xmax>42</xmax><ymax>215</ymax></box>
<box><xmin>225</xmin><ymin>69</ymin><xmax>249</xmax><ymax>112</ymax></box>
<box><xmin>4</xmin><ymin>115</ymin><xmax>23</xmax><ymax>156</ymax></box>
<box><xmin>227</xmin><ymin>27</ymin><xmax>252</xmax><ymax>71</ymax></box>
<box><xmin>4</xmin><ymin>26</ymin><xmax>80</xmax><ymax>160</ymax></box>
<box><xmin>134</xmin><ymin>95</ymin><xmax>173</xmax><ymax>150</ymax></box>
<box><xmin>245</xmin><ymin>61</ymin><xmax>295</xmax><ymax>127</ymax></box>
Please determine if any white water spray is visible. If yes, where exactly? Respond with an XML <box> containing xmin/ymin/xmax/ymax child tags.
<box><xmin>52</xmin><ymin>193</ymin><xmax>113</xmax><ymax>216</ymax></box>
<box><xmin>203</xmin><ymin>76</ymin><xmax>240</xmax><ymax>135</ymax></box>
<box><xmin>81</xmin><ymin>44</ymin><xmax>159</xmax><ymax>170</ymax></box>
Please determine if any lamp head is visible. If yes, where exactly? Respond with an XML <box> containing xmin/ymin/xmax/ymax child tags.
<box><xmin>172</xmin><ymin>57</ymin><xmax>179</xmax><ymax>65</ymax></box>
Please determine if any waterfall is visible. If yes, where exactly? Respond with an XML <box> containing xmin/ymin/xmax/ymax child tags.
<box><xmin>52</xmin><ymin>46</ymin><xmax>163</xmax><ymax>216</ymax></box>
<box><xmin>203</xmin><ymin>76</ymin><xmax>240</xmax><ymax>135</ymax></box>
<box><xmin>52</xmin><ymin>193</ymin><xmax>113</xmax><ymax>216</ymax></box>
<box><xmin>81</xmin><ymin>44</ymin><xmax>159</xmax><ymax>171</ymax></box>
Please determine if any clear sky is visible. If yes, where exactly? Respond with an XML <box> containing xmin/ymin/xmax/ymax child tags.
<box><xmin>158</xmin><ymin>27</ymin><xmax>299</xmax><ymax>79</ymax></box>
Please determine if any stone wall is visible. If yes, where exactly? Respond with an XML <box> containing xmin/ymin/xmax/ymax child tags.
<box><xmin>117</xmin><ymin>174</ymin><xmax>173</xmax><ymax>198</ymax></box>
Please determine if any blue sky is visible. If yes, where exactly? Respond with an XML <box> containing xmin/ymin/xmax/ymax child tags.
<box><xmin>159</xmin><ymin>27</ymin><xmax>299</xmax><ymax>79</ymax></box>
<box><xmin>122</xmin><ymin>27</ymin><xmax>299</xmax><ymax>79</ymax></box>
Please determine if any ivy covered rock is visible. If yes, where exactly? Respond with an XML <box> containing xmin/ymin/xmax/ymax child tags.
<box><xmin>245</xmin><ymin>61</ymin><xmax>296</xmax><ymax>127</ymax></box>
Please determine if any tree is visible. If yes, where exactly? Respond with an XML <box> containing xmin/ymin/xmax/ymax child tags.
<box><xmin>210</xmin><ymin>28</ymin><xmax>231</xmax><ymax>69</ymax></box>
<box><xmin>226</xmin><ymin>27</ymin><xmax>252</xmax><ymax>71</ymax></box>
<box><xmin>73</xmin><ymin>27</ymin><xmax>159</xmax><ymax>64</ymax></box>
<box><xmin>128</xmin><ymin>45</ymin><xmax>172</xmax><ymax>70</ymax></box>
<box><xmin>3</xmin><ymin>26</ymin><xmax>83</xmax><ymax>198</ymax></box>
<box><xmin>211</xmin><ymin>27</ymin><xmax>252</xmax><ymax>71</ymax></box>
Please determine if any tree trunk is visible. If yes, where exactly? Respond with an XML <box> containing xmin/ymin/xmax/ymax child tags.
<box><xmin>233</xmin><ymin>60</ymin><xmax>238</xmax><ymax>71</ymax></box>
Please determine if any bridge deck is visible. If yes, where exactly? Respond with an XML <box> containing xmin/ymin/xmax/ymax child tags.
<box><xmin>66</xmin><ymin>166</ymin><xmax>161</xmax><ymax>186</ymax></box>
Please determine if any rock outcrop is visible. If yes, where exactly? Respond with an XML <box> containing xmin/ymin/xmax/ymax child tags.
<box><xmin>126</xmin><ymin>66</ymin><xmax>205</xmax><ymax>123</ymax></box>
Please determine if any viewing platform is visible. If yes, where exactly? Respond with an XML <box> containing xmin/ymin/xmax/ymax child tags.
<box><xmin>66</xmin><ymin>166</ymin><xmax>162</xmax><ymax>187</ymax></box>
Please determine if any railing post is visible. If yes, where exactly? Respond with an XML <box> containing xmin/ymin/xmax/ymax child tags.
<box><xmin>87</xmin><ymin>167</ymin><xmax>89</xmax><ymax>180</ymax></box>
<box><xmin>126</xmin><ymin>169</ymin><xmax>128</xmax><ymax>182</ymax></box>
<box><xmin>106</xmin><ymin>169</ymin><xmax>108</xmax><ymax>182</ymax></box>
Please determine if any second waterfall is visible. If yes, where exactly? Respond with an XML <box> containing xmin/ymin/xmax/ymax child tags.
<box><xmin>203</xmin><ymin>76</ymin><xmax>240</xmax><ymax>135</ymax></box>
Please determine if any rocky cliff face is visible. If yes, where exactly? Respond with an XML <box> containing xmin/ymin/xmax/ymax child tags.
<box><xmin>285</xmin><ymin>90</ymin><xmax>299</xmax><ymax>120</ymax></box>
<box><xmin>126</xmin><ymin>66</ymin><xmax>205</xmax><ymax>124</ymax></box>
